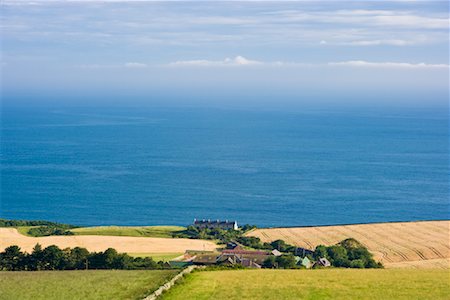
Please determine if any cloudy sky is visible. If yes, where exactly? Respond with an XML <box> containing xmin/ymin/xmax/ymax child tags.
<box><xmin>1</xmin><ymin>0</ymin><xmax>449</xmax><ymax>106</ymax></box>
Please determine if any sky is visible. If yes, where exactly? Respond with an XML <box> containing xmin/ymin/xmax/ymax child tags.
<box><xmin>1</xmin><ymin>0</ymin><xmax>449</xmax><ymax>107</ymax></box>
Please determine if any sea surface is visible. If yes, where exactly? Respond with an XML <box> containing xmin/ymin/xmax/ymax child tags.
<box><xmin>1</xmin><ymin>104</ymin><xmax>448</xmax><ymax>227</ymax></box>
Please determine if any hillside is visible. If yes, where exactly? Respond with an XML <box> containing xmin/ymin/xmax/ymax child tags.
<box><xmin>246</xmin><ymin>220</ymin><xmax>450</xmax><ymax>268</ymax></box>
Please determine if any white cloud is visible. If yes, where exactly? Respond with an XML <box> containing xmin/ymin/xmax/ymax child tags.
<box><xmin>167</xmin><ymin>57</ymin><xmax>449</xmax><ymax>69</ymax></box>
<box><xmin>124</xmin><ymin>62</ymin><xmax>147</xmax><ymax>68</ymax></box>
<box><xmin>275</xmin><ymin>9</ymin><xmax>449</xmax><ymax>30</ymax></box>
<box><xmin>78</xmin><ymin>62</ymin><xmax>148</xmax><ymax>69</ymax></box>
<box><xmin>168</xmin><ymin>56</ymin><xmax>263</xmax><ymax>67</ymax></box>
<box><xmin>329</xmin><ymin>60</ymin><xmax>449</xmax><ymax>69</ymax></box>
<box><xmin>345</xmin><ymin>39</ymin><xmax>412</xmax><ymax>46</ymax></box>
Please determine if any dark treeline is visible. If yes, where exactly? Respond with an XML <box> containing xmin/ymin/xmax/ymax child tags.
<box><xmin>0</xmin><ymin>219</ymin><xmax>77</xmax><ymax>237</ymax></box>
<box><xmin>174</xmin><ymin>225</ymin><xmax>382</xmax><ymax>269</ymax></box>
<box><xmin>174</xmin><ymin>224</ymin><xmax>256</xmax><ymax>243</ymax></box>
<box><xmin>0</xmin><ymin>219</ymin><xmax>75</xmax><ymax>228</ymax></box>
<box><xmin>238</xmin><ymin>236</ymin><xmax>382</xmax><ymax>269</ymax></box>
<box><xmin>0</xmin><ymin>244</ymin><xmax>168</xmax><ymax>271</ymax></box>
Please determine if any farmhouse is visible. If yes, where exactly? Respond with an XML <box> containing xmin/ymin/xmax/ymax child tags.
<box><xmin>219</xmin><ymin>249</ymin><xmax>270</xmax><ymax>266</ymax></box>
<box><xmin>217</xmin><ymin>254</ymin><xmax>262</xmax><ymax>268</ymax></box>
<box><xmin>193</xmin><ymin>219</ymin><xmax>238</xmax><ymax>230</ymax></box>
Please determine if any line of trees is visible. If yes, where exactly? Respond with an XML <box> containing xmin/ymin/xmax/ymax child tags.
<box><xmin>173</xmin><ymin>224</ymin><xmax>256</xmax><ymax>243</ymax></box>
<box><xmin>0</xmin><ymin>219</ymin><xmax>77</xmax><ymax>237</ymax></box>
<box><xmin>0</xmin><ymin>244</ymin><xmax>168</xmax><ymax>271</ymax></box>
<box><xmin>0</xmin><ymin>219</ymin><xmax>75</xmax><ymax>228</ymax></box>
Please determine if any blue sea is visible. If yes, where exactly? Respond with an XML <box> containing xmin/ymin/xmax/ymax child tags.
<box><xmin>1</xmin><ymin>104</ymin><xmax>448</xmax><ymax>227</ymax></box>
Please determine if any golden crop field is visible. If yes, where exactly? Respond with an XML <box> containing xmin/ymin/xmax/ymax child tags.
<box><xmin>0</xmin><ymin>228</ymin><xmax>217</xmax><ymax>254</ymax></box>
<box><xmin>247</xmin><ymin>220</ymin><xmax>450</xmax><ymax>268</ymax></box>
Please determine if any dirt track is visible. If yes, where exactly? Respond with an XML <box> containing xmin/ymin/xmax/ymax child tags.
<box><xmin>0</xmin><ymin>228</ymin><xmax>217</xmax><ymax>253</ymax></box>
<box><xmin>247</xmin><ymin>220</ymin><xmax>450</xmax><ymax>269</ymax></box>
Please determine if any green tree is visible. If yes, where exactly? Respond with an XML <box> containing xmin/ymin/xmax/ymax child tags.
<box><xmin>28</xmin><ymin>244</ymin><xmax>45</xmax><ymax>270</ymax></box>
<box><xmin>313</xmin><ymin>245</ymin><xmax>328</xmax><ymax>259</ymax></box>
<box><xmin>41</xmin><ymin>245</ymin><xmax>65</xmax><ymax>270</ymax></box>
<box><xmin>1</xmin><ymin>246</ymin><xmax>25</xmax><ymax>271</ymax></box>
<box><xmin>262</xmin><ymin>256</ymin><xmax>277</xmax><ymax>268</ymax></box>
<box><xmin>69</xmin><ymin>247</ymin><xmax>90</xmax><ymax>269</ymax></box>
<box><xmin>350</xmin><ymin>259</ymin><xmax>365</xmax><ymax>268</ymax></box>
<box><xmin>275</xmin><ymin>255</ymin><xmax>296</xmax><ymax>269</ymax></box>
<box><xmin>270</xmin><ymin>240</ymin><xmax>288</xmax><ymax>251</ymax></box>
<box><xmin>326</xmin><ymin>245</ymin><xmax>349</xmax><ymax>267</ymax></box>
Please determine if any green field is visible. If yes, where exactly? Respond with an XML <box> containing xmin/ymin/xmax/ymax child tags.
<box><xmin>15</xmin><ymin>226</ymin><xmax>34</xmax><ymax>236</ymax></box>
<box><xmin>162</xmin><ymin>269</ymin><xmax>450</xmax><ymax>300</ymax></box>
<box><xmin>0</xmin><ymin>270</ymin><xmax>177</xmax><ymax>300</ymax></box>
<box><xmin>71</xmin><ymin>226</ymin><xmax>186</xmax><ymax>238</ymax></box>
<box><xmin>128</xmin><ymin>252</ymin><xmax>184</xmax><ymax>262</ymax></box>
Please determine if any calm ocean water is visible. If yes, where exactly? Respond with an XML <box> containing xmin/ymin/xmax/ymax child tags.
<box><xmin>1</xmin><ymin>105</ymin><xmax>448</xmax><ymax>227</ymax></box>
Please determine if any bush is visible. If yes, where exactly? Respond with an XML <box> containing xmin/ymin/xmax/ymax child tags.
<box><xmin>350</xmin><ymin>259</ymin><xmax>365</xmax><ymax>268</ymax></box>
<box><xmin>313</xmin><ymin>239</ymin><xmax>383</xmax><ymax>269</ymax></box>
<box><xmin>27</xmin><ymin>226</ymin><xmax>74</xmax><ymax>237</ymax></box>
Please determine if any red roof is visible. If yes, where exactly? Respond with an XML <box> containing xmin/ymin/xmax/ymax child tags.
<box><xmin>222</xmin><ymin>249</ymin><xmax>270</xmax><ymax>255</ymax></box>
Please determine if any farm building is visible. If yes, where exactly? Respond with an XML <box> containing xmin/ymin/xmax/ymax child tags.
<box><xmin>216</xmin><ymin>254</ymin><xmax>262</xmax><ymax>268</ymax></box>
<box><xmin>271</xmin><ymin>249</ymin><xmax>282</xmax><ymax>257</ymax></box>
<box><xmin>193</xmin><ymin>219</ymin><xmax>238</xmax><ymax>230</ymax></box>
<box><xmin>192</xmin><ymin>253</ymin><xmax>220</xmax><ymax>265</ymax></box>
<box><xmin>220</xmin><ymin>249</ymin><xmax>270</xmax><ymax>266</ymax></box>
<box><xmin>299</xmin><ymin>256</ymin><xmax>313</xmax><ymax>269</ymax></box>
<box><xmin>314</xmin><ymin>257</ymin><xmax>331</xmax><ymax>267</ymax></box>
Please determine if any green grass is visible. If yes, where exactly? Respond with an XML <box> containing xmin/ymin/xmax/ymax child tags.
<box><xmin>71</xmin><ymin>226</ymin><xmax>186</xmax><ymax>238</ymax></box>
<box><xmin>15</xmin><ymin>226</ymin><xmax>34</xmax><ymax>236</ymax></box>
<box><xmin>127</xmin><ymin>252</ymin><xmax>184</xmax><ymax>262</ymax></box>
<box><xmin>0</xmin><ymin>270</ymin><xmax>178</xmax><ymax>300</ymax></box>
<box><xmin>162</xmin><ymin>269</ymin><xmax>450</xmax><ymax>300</ymax></box>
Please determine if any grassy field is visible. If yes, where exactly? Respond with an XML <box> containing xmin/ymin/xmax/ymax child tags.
<box><xmin>0</xmin><ymin>270</ymin><xmax>177</xmax><ymax>300</ymax></box>
<box><xmin>247</xmin><ymin>220</ymin><xmax>450</xmax><ymax>268</ymax></box>
<box><xmin>71</xmin><ymin>226</ymin><xmax>186</xmax><ymax>238</ymax></box>
<box><xmin>127</xmin><ymin>252</ymin><xmax>183</xmax><ymax>261</ymax></box>
<box><xmin>16</xmin><ymin>226</ymin><xmax>34</xmax><ymax>236</ymax></box>
<box><xmin>162</xmin><ymin>269</ymin><xmax>450</xmax><ymax>300</ymax></box>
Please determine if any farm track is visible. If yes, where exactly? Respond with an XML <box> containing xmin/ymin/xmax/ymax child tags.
<box><xmin>246</xmin><ymin>220</ymin><xmax>450</xmax><ymax>268</ymax></box>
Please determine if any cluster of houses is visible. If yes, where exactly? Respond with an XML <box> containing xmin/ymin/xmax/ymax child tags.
<box><xmin>193</xmin><ymin>219</ymin><xmax>239</xmax><ymax>230</ymax></box>
<box><xmin>167</xmin><ymin>244</ymin><xmax>331</xmax><ymax>269</ymax></box>
<box><xmin>173</xmin><ymin>218</ymin><xmax>331</xmax><ymax>269</ymax></box>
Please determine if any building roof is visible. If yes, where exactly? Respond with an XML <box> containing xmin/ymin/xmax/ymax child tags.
<box><xmin>192</xmin><ymin>254</ymin><xmax>219</xmax><ymax>264</ymax></box>
<box><xmin>271</xmin><ymin>249</ymin><xmax>282</xmax><ymax>257</ymax></box>
<box><xmin>317</xmin><ymin>257</ymin><xmax>331</xmax><ymax>266</ymax></box>
<box><xmin>194</xmin><ymin>219</ymin><xmax>237</xmax><ymax>225</ymax></box>
<box><xmin>222</xmin><ymin>249</ymin><xmax>270</xmax><ymax>256</ymax></box>
<box><xmin>241</xmin><ymin>259</ymin><xmax>262</xmax><ymax>268</ymax></box>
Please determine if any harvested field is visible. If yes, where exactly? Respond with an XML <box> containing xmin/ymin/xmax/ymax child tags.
<box><xmin>385</xmin><ymin>258</ymin><xmax>450</xmax><ymax>269</ymax></box>
<box><xmin>247</xmin><ymin>220</ymin><xmax>450</xmax><ymax>268</ymax></box>
<box><xmin>0</xmin><ymin>228</ymin><xmax>217</xmax><ymax>254</ymax></box>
